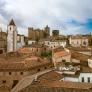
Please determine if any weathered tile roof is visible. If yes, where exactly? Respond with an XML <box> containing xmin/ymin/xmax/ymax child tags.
<box><xmin>71</xmin><ymin>51</ymin><xmax>91</xmax><ymax>61</ymax></box>
<box><xmin>81</xmin><ymin>66</ymin><xmax>92</xmax><ymax>73</ymax></box>
<box><xmin>54</xmin><ymin>50</ymin><xmax>70</xmax><ymax>57</ymax></box>
<box><xmin>0</xmin><ymin>53</ymin><xmax>51</xmax><ymax>71</ymax></box>
<box><xmin>19</xmin><ymin>71</ymin><xmax>92</xmax><ymax>92</ymax></box>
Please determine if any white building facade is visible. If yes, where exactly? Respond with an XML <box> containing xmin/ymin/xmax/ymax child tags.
<box><xmin>7</xmin><ymin>19</ymin><xmax>17</xmax><ymax>52</ymax></box>
<box><xmin>69</xmin><ymin>36</ymin><xmax>89</xmax><ymax>47</ymax></box>
<box><xmin>39</xmin><ymin>40</ymin><xmax>67</xmax><ymax>49</ymax></box>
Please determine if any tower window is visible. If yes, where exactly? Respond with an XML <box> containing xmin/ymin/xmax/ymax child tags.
<box><xmin>10</xmin><ymin>27</ymin><xmax>11</xmax><ymax>30</ymax></box>
<box><xmin>62</xmin><ymin>59</ymin><xmax>66</xmax><ymax>62</ymax></box>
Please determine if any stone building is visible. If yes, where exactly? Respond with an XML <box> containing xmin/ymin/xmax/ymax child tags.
<box><xmin>52</xmin><ymin>47</ymin><xmax>71</xmax><ymax>68</ymax></box>
<box><xmin>19</xmin><ymin>44</ymin><xmax>50</xmax><ymax>56</ymax></box>
<box><xmin>12</xmin><ymin>46</ymin><xmax>92</xmax><ymax>92</ymax></box>
<box><xmin>0</xmin><ymin>28</ymin><xmax>7</xmax><ymax>54</ymax></box>
<box><xmin>0</xmin><ymin>52</ymin><xmax>52</xmax><ymax>90</ymax></box>
<box><xmin>7</xmin><ymin>19</ymin><xmax>18</xmax><ymax>52</ymax></box>
<box><xmin>39</xmin><ymin>39</ymin><xmax>67</xmax><ymax>50</ymax></box>
<box><xmin>19</xmin><ymin>70</ymin><xmax>92</xmax><ymax>92</ymax></box>
<box><xmin>6</xmin><ymin>19</ymin><xmax>28</xmax><ymax>53</ymax></box>
<box><xmin>69</xmin><ymin>35</ymin><xmax>89</xmax><ymax>47</ymax></box>
<box><xmin>28</xmin><ymin>25</ymin><xmax>50</xmax><ymax>40</ymax></box>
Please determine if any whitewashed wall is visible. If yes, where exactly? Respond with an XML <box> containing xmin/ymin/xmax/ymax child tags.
<box><xmin>63</xmin><ymin>77</ymin><xmax>78</xmax><ymax>82</ymax></box>
<box><xmin>79</xmin><ymin>73</ymin><xmax>92</xmax><ymax>83</ymax></box>
<box><xmin>28</xmin><ymin>40</ymin><xmax>36</xmax><ymax>45</ymax></box>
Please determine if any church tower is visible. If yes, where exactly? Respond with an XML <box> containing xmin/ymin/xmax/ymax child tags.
<box><xmin>7</xmin><ymin>19</ymin><xmax>17</xmax><ymax>52</ymax></box>
<box><xmin>44</xmin><ymin>25</ymin><xmax>50</xmax><ymax>37</ymax></box>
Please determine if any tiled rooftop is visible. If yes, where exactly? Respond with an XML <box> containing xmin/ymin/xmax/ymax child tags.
<box><xmin>37</xmin><ymin>71</ymin><xmax>63</xmax><ymax>81</ymax></box>
<box><xmin>54</xmin><ymin>50</ymin><xmax>70</xmax><ymax>57</ymax></box>
<box><xmin>81</xmin><ymin>66</ymin><xmax>92</xmax><ymax>73</ymax></box>
<box><xmin>67</xmin><ymin>46</ymin><xmax>90</xmax><ymax>52</ymax></box>
<box><xmin>38</xmin><ymin>80</ymin><xmax>92</xmax><ymax>89</ymax></box>
<box><xmin>0</xmin><ymin>53</ymin><xmax>51</xmax><ymax>71</ymax></box>
<box><xmin>19</xmin><ymin>71</ymin><xmax>92</xmax><ymax>92</ymax></box>
<box><xmin>71</xmin><ymin>51</ymin><xmax>91</xmax><ymax>61</ymax></box>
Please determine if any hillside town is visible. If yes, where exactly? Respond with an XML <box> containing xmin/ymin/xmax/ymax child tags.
<box><xmin>0</xmin><ymin>19</ymin><xmax>92</xmax><ymax>92</ymax></box>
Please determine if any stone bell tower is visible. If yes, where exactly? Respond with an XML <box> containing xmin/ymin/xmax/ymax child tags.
<box><xmin>7</xmin><ymin>19</ymin><xmax>17</xmax><ymax>52</ymax></box>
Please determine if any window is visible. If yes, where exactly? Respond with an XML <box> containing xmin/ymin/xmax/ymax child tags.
<box><xmin>62</xmin><ymin>59</ymin><xmax>66</xmax><ymax>62</ymax></box>
<box><xmin>0</xmin><ymin>50</ymin><xmax>3</xmax><ymax>54</ymax></box>
<box><xmin>82</xmin><ymin>77</ymin><xmax>84</xmax><ymax>82</ymax></box>
<box><xmin>44</xmin><ymin>67</ymin><xmax>47</xmax><ymax>69</ymax></box>
<box><xmin>83</xmin><ymin>41</ymin><xmax>86</xmax><ymax>45</ymax></box>
<box><xmin>20</xmin><ymin>72</ymin><xmax>23</xmax><ymax>75</ymax></box>
<box><xmin>9</xmin><ymin>72</ymin><xmax>12</xmax><ymax>75</ymax></box>
<box><xmin>37</xmin><ymin>69</ymin><xmax>40</xmax><ymax>72</ymax></box>
<box><xmin>48</xmin><ymin>42</ymin><xmax>50</xmax><ymax>45</ymax></box>
<box><xmin>44</xmin><ymin>48</ymin><xmax>46</xmax><ymax>51</ymax></box>
<box><xmin>88</xmin><ymin>77</ymin><xmax>90</xmax><ymax>83</ymax></box>
<box><xmin>77</xmin><ymin>41</ymin><xmax>79</xmax><ymax>44</ymax></box>
<box><xmin>37</xmin><ymin>48</ymin><xmax>39</xmax><ymax>52</ymax></box>
<box><xmin>10</xmin><ymin>27</ymin><xmax>11</xmax><ymax>30</ymax></box>
<box><xmin>3</xmin><ymin>80</ymin><xmax>6</xmax><ymax>83</ymax></box>
<box><xmin>32</xmin><ymin>42</ymin><xmax>34</xmax><ymax>44</ymax></box>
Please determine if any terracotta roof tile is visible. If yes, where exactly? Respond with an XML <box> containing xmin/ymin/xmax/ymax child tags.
<box><xmin>54</xmin><ymin>51</ymin><xmax>70</xmax><ymax>57</ymax></box>
<box><xmin>71</xmin><ymin>51</ymin><xmax>91</xmax><ymax>61</ymax></box>
<box><xmin>19</xmin><ymin>71</ymin><xmax>92</xmax><ymax>92</ymax></box>
<box><xmin>43</xmin><ymin>80</ymin><xmax>92</xmax><ymax>89</ymax></box>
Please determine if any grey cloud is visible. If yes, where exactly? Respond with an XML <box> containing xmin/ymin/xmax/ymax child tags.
<box><xmin>0</xmin><ymin>0</ymin><xmax>92</xmax><ymax>35</ymax></box>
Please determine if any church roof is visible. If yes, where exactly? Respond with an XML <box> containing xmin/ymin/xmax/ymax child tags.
<box><xmin>8</xmin><ymin>19</ymin><xmax>16</xmax><ymax>26</ymax></box>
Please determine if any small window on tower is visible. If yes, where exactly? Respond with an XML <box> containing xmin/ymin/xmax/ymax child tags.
<box><xmin>10</xmin><ymin>27</ymin><xmax>11</xmax><ymax>30</ymax></box>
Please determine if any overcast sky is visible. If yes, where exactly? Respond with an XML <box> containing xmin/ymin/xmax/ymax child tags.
<box><xmin>0</xmin><ymin>0</ymin><xmax>92</xmax><ymax>36</ymax></box>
